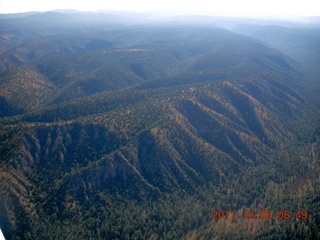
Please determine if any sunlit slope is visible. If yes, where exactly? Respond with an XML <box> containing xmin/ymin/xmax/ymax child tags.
<box><xmin>0</xmin><ymin>62</ymin><xmax>306</xmax><ymax>238</ymax></box>
<box><xmin>0</xmin><ymin>26</ymin><xmax>303</xmax><ymax>115</ymax></box>
<box><xmin>0</xmin><ymin>22</ymin><xmax>318</xmax><ymax>239</ymax></box>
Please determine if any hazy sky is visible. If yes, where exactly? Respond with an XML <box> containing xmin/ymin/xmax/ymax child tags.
<box><xmin>0</xmin><ymin>0</ymin><xmax>319</xmax><ymax>18</ymax></box>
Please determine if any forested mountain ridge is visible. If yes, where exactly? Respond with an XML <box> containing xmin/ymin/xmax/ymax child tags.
<box><xmin>0</xmin><ymin>25</ymin><xmax>304</xmax><ymax>115</ymax></box>
<box><xmin>232</xmin><ymin>24</ymin><xmax>320</xmax><ymax>77</ymax></box>
<box><xmin>0</xmin><ymin>11</ymin><xmax>319</xmax><ymax>239</ymax></box>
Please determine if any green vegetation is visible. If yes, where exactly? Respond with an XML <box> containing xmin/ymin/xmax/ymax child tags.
<box><xmin>0</xmin><ymin>11</ymin><xmax>319</xmax><ymax>239</ymax></box>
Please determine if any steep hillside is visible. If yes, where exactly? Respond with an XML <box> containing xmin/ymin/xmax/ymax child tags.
<box><xmin>0</xmin><ymin>35</ymin><xmax>112</xmax><ymax>72</ymax></box>
<box><xmin>0</xmin><ymin>17</ymin><xmax>319</xmax><ymax>239</ymax></box>
<box><xmin>0</xmin><ymin>26</ymin><xmax>304</xmax><ymax>115</ymax></box>
<box><xmin>0</xmin><ymin>67</ymin><xmax>56</xmax><ymax>113</ymax></box>
<box><xmin>233</xmin><ymin>24</ymin><xmax>320</xmax><ymax>76</ymax></box>
<box><xmin>0</xmin><ymin>64</ymin><xmax>314</xmax><ymax>239</ymax></box>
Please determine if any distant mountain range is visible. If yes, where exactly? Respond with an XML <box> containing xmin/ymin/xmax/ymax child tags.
<box><xmin>0</xmin><ymin>11</ymin><xmax>319</xmax><ymax>239</ymax></box>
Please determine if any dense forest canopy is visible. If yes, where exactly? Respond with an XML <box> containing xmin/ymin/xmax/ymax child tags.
<box><xmin>0</xmin><ymin>11</ymin><xmax>319</xmax><ymax>239</ymax></box>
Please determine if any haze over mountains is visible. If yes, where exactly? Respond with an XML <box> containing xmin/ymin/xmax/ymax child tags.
<box><xmin>0</xmin><ymin>11</ymin><xmax>319</xmax><ymax>239</ymax></box>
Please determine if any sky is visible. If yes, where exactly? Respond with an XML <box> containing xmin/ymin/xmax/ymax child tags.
<box><xmin>0</xmin><ymin>0</ymin><xmax>319</xmax><ymax>18</ymax></box>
